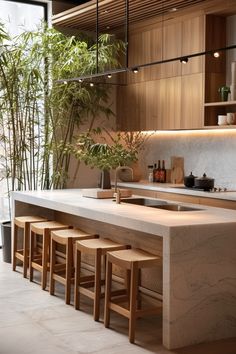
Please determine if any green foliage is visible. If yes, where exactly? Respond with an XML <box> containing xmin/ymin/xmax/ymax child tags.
<box><xmin>73</xmin><ymin>129</ymin><xmax>149</xmax><ymax>171</ymax></box>
<box><xmin>0</xmin><ymin>22</ymin><xmax>124</xmax><ymax>195</ymax></box>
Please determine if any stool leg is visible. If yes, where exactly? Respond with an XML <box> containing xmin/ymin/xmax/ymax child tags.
<box><xmin>65</xmin><ymin>238</ymin><xmax>73</xmax><ymax>305</ymax></box>
<box><xmin>49</xmin><ymin>238</ymin><xmax>56</xmax><ymax>296</ymax></box>
<box><xmin>129</xmin><ymin>263</ymin><xmax>139</xmax><ymax>343</ymax></box>
<box><xmin>137</xmin><ymin>269</ymin><xmax>142</xmax><ymax>310</ymax></box>
<box><xmin>104</xmin><ymin>258</ymin><xmax>112</xmax><ymax>328</ymax></box>
<box><xmin>125</xmin><ymin>269</ymin><xmax>131</xmax><ymax>307</ymax></box>
<box><xmin>12</xmin><ymin>224</ymin><xmax>18</xmax><ymax>271</ymax></box>
<box><xmin>74</xmin><ymin>248</ymin><xmax>81</xmax><ymax>310</ymax></box>
<box><xmin>29</xmin><ymin>230</ymin><xmax>34</xmax><ymax>282</ymax></box>
<box><xmin>94</xmin><ymin>249</ymin><xmax>102</xmax><ymax>321</ymax></box>
<box><xmin>23</xmin><ymin>223</ymin><xmax>30</xmax><ymax>278</ymax></box>
<box><xmin>42</xmin><ymin>230</ymin><xmax>49</xmax><ymax>290</ymax></box>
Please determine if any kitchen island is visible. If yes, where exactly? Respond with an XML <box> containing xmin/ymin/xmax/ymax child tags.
<box><xmin>12</xmin><ymin>189</ymin><xmax>236</xmax><ymax>349</ymax></box>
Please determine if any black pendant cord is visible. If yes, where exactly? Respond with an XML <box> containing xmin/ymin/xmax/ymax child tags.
<box><xmin>96</xmin><ymin>0</ymin><xmax>99</xmax><ymax>74</ymax></box>
<box><xmin>125</xmin><ymin>0</ymin><xmax>129</xmax><ymax>69</ymax></box>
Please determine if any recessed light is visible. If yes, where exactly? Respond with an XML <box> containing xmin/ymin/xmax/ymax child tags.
<box><xmin>132</xmin><ymin>67</ymin><xmax>139</xmax><ymax>74</ymax></box>
<box><xmin>106</xmin><ymin>26</ymin><xmax>110</xmax><ymax>29</ymax></box>
<box><xmin>78</xmin><ymin>79</ymin><xmax>83</xmax><ymax>82</ymax></box>
<box><xmin>90</xmin><ymin>82</ymin><xmax>94</xmax><ymax>87</ymax></box>
<box><xmin>213</xmin><ymin>51</ymin><xmax>220</xmax><ymax>58</ymax></box>
<box><xmin>169</xmin><ymin>7</ymin><xmax>177</xmax><ymax>12</ymax></box>
<box><xmin>180</xmin><ymin>57</ymin><xmax>188</xmax><ymax>64</ymax></box>
<box><xmin>63</xmin><ymin>81</ymin><xmax>68</xmax><ymax>85</ymax></box>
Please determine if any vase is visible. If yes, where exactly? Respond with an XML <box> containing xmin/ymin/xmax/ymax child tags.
<box><xmin>100</xmin><ymin>169</ymin><xmax>111</xmax><ymax>189</ymax></box>
<box><xmin>220</xmin><ymin>91</ymin><xmax>229</xmax><ymax>102</ymax></box>
<box><xmin>117</xmin><ymin>162</ymin><xmax>142</xmax><ymax>182</ymax></box>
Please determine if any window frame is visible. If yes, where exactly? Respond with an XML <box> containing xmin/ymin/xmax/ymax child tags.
<box><xmin>3</xmin><ymin>0</ymin><xmax>49</xmax><ymax>21</ymax></box>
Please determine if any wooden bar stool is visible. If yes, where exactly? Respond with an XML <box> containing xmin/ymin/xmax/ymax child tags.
<box><xmin>12</xmin><ymin>216</ymin><xmax>47</xmax><ymax>278</ymax></box>
<box><xmin>104</xmin><ymin>248</ymin><xmax>162</xmax><ymax>343</ymax></box>
<box><xmin>74</xmin><ymin>238</ymin><xmax>129</xmax><ymax>321</ymax></box>
<box><xmin>29</xmin><ymin>221</ymin><xmax>70</xmax><ymax>290</ymax></box>
<box><xmin>49</xmin><ymin>228</ymin><xmax>98</xmax><ymax>305</ymax></box>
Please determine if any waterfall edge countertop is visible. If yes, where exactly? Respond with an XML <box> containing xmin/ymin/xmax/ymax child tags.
<box><xmin>12</xmin><ymin>189</ymin><xmax>236</xmax><ymax>350</ymax></box>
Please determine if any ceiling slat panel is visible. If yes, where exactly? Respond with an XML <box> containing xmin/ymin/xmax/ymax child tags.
<box><xmin>52</xmin><ymin>0</ymin><xmax>208</xmax><ymax>32</ymax></box>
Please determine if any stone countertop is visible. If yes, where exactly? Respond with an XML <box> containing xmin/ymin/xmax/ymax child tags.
<box><xmin>116</xmin><ymin>180</ymin><xmax>236</xmax><ymax>201</ymax></box>
<box><xmin>12</xmin><ymin>189</ymin><xmax>236</xmax><ymax>238</ymax></box>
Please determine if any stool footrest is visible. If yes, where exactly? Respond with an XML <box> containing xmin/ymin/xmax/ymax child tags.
<box><xmin>15</xmin><ymin>252</ymin><xmax>24</xmax><ymax>261</ymax></box>
<box><xmin>109</xmin><ymin>302</ymin><xmax>130</xmax><ymax>318</ymax></box>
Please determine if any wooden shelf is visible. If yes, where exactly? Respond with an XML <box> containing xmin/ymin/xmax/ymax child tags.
<box><xmin>204</xmin><ymin>101</ymin><xmax>236</xmax><ymax>107</ymax></box>
<box><xmin>203</xmin><ymin>125</ymin><xmax>236</xmax><ymax>129</ymax></box>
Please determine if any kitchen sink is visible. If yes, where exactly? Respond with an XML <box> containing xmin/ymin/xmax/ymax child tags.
<box><xmin>120</xmin><ymin>198</ymin><xmax>203</xmax><ymax>211</ymax></box>
<box><xmin>150</xmin><ymin>204</ymin><xmax>203</xmax><ymax>211</ymax></box>
<box><xmin>120</xmin><ymin>198</ymin><xmax>168</xmax><ymax>206</ymax></box>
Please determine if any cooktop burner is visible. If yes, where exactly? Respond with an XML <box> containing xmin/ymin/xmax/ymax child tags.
<box><xmin>172</xmin><ymin>186</ymin><xmax>229</xmax><ymax>192</ymax></box>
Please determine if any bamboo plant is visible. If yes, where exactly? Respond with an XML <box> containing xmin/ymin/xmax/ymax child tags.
<box><xmin>0</xmin><ymin>23</ymin><xmax>124</xmax><ymax>212</ymax></box>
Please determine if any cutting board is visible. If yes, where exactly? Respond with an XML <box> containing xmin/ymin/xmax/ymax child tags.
<box><xmin>82</xmin><ymin>188</ymin><xmax>132</xmax><ymax>199</ymax></box>
<box><xmin>170</xmin><ymin>156</ymin><xmax>184</xmax><ymax>184</ymax></box>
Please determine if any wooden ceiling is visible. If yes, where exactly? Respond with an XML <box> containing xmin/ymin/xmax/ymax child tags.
<box><xmin>52</xmin><ymin>0</ymin><xmax>208</xmax><ymax>32</ymax></box>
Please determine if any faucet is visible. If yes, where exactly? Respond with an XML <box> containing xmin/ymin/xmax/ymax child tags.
<box><xmin>114</xmin><ymin>166</ymin><xmax>134</xmax><ymax>193</ymax></box>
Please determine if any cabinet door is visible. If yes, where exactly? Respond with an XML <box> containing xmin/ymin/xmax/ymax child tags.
<box><xmin>181</xmin><ymin>73</ymin><xmax>204</xmax><ymax>129</ymax></box>
<box><xmin>181</xmin><ymin>15</ymin><xmax>205</xmax><ymax>75</ymax></box>
<box><xmin>161</xmin><ymin>22</ymin><xmax>182</xmax><ymax>79</ymax></box>
<box><xmin>161</xmin><ymin>76</ymin><xmax>181</xmax><ymax>129</ymax></box>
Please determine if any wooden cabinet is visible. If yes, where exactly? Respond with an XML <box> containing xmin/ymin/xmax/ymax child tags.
<box><xmin>181</xmin><ymin>73</ymin><xmax>204</xmax><ymax>129</ymax></box>
<box><xmin>117</xmin><ymin>13</ymin><xmax>205</xmax><ymax>131</ymax></box>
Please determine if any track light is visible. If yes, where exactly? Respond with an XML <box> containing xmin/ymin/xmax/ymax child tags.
<box><xmin>132</xmin><ymin>67</ymin><xmax>139</xmax><ymax>74</ymax></box>
<box><xmin>180</xmin><ymin>57</ymin><xmax>188</xmax><ymax>64</ymax></box>
<box><xmin>213</xmin><ymin>51</ymin><xmax>220</xmax><ymax>58</ymax></box>
<box><xmin>78</xmin><ymin>78</ymin><xmax>83</xmax><ymax>82</ymax></box>
<box><xmin>107</xmin><ymin>74</ymin><xmax>112</xmax><ymax>79</ymax></box>
<box><xmin>63</xmin><ymin>81</ymin><xmax>68</xmax><ymax>85</ymax></box>
<box><xmin>90</xmin><ymin>82</ymin><xmax>94</xmax><ymax>87</ymax></box>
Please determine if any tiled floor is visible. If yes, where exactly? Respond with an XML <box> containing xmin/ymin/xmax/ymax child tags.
<box><xmin>0</xmin><ymin>256</ymin><xmax>235</xmax><ymax>354</ymax></box>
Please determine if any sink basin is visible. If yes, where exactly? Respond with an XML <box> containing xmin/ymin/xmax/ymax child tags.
<box><xmin>150</xmin><ymin>204</ymin><xmax>203</xmax><ymax>212</ymax></box>
<box><xmin>120</xmin><ymin>198</ymin><xmax>203</xmax><ymax>211</ymax></box>
<box><xmin>120</xmin><ymin>198</ymin><xmax>168</xmax><ymax>206</ymax></box>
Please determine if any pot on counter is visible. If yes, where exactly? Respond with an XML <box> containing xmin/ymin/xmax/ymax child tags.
<box><xmin>184</xmin><ymin>172</ymin><xmax>197</xmax><ymax>188</ymax></box>
<box><xmin>194</xmin><ymin>173</ymin><xmax>214</xmax><ymax>191</ymax></box>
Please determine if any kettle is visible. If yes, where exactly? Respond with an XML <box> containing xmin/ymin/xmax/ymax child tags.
<box><xmin>184</xmin><ymin>172</ymin><xmax>197</xmax><ymax>188</ymax></box>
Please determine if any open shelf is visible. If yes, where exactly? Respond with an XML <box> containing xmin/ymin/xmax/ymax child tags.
<box><xmin>204</xmin><ymin>101</ymin><xmax>236</xmax><ymax>107</ymax></box>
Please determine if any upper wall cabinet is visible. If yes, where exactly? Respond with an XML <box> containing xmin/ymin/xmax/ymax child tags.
<box><xmin>117</xmin><ymin>14</ymin><xmax>205</xmax><ymax>131</ymax></box>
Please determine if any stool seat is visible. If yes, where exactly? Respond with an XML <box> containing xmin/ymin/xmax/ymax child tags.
<box><xmin>50</xmin><ymin>228</ymin><xmax>98</xmax><ymax>304</ymax></box>
<box><xmin>76</xmin><ymin>238</ymin><xmax>126</xmax><ymax>252</ymax></box>
<box><xmin>74</xmin><ymin>238</ymin><xmax>129</xmax><ymax>321</ymax></box>
<box><xmin>104</xmin><ymin>248</ymin><xmax>162</xmax><ymax>343</ymax></box>
<box><xmin>13</xmin><ymin>216</ymin><xmax>47</xmax><ymax>278</ymax></box>
<box><xmin>29</xmin><ymin>221</ymin><xmax>70</xmax><ymax>290</ymax></box>
<box><xmin>15</xmin><ymin>216</ymin><xmax>46</xmax><ymax>227</ymax></box>
<box><xmin>51</xmin><ymin>228</ymin><xmax>94</xmax><ymax>240</ymax></box>
<box><xmin>31</xmin><ymin>221</ymin><xmax>68</xmax><ymax>234</ymax></box>
<box><xmin>107</xmin><ymin>248</ymin><xmax>161</xmax><ymax>268</ymax></box>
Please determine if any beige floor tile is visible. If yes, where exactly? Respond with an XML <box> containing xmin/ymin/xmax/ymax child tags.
<box><xmin>0</xmin><ymin>256</ymin><xmax>235</xmax><ymax>354</ymax></box>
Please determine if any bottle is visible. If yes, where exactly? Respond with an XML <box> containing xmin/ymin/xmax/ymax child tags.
<box><xmin>154</xmin><ymin>160</ymin><xmax>161</xmax><ymax>183</ymax></box>
<box><xmin>153</xmin><ymin>163</ymin><xmax>157</xmax><ymax>182</ymax></box>
<box><xmin>160</xmin><ymin>160</ymin><xmax>166</xmax><ymax>183</ymax></box>
<box><xmin>148</xmin><ymin>165</ymin><xmax>154</xmax><ymax>183</ymax></box>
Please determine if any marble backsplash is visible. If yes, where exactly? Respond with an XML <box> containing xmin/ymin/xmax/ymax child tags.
<box><xmin>139</xmin><ymin>129</ymin><xmax>236</xmax><ymax>189</ymax></box>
